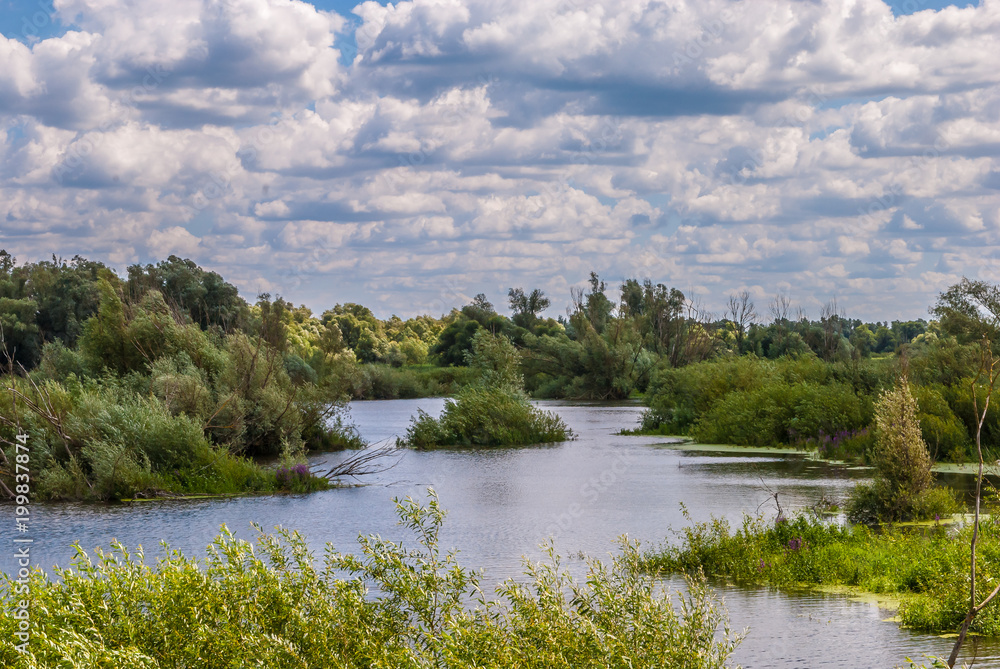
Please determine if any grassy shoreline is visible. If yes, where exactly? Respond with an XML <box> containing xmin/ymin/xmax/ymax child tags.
<box><xmin>642</xmin><ymin>512</ymin><xmax>1000</xmax><ymax>636</ymax></box>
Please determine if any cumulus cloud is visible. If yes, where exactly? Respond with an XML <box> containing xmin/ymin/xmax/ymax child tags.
<box><xmin>1</xmin><ymin>0</ymin><xmax>1000</xmax><ymax>319</ymax></box>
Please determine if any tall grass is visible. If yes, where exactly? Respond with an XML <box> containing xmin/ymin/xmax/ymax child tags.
<box><xmin>1</xmin><ymin>373</ymin><xmax>332</xmax><ymax>501</ymax></box>
<box><xmin>330</xmin><ymin>362</ymin><xmax>478</xmax><ymax>399</ymax></box>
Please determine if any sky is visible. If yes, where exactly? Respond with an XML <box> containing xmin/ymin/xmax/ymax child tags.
<box><xmin>0</xmin><ymin>0</ymin><xmax>997</xmax><ymax>321</ymax></box>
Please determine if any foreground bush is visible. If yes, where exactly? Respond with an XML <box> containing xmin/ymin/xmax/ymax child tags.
<box><xmin>644</xmin><ymin>512</ymin><xmax>1000</xmax><ymax>636</ymax></box>
<box><xmin>0</xmin><ymin>492</ymin><xmax>744</xmax><ymax>669</ymax></box>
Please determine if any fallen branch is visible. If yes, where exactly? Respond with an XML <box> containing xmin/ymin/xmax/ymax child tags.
<box><xmin>315</xmin><ymin>442</ymin><xmax>400</xmax><ymax>480</ymax></box>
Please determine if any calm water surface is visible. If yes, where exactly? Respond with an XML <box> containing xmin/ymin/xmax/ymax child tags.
<box><xmin>8</xmin><ymin>399</ymin><xmax>997</xmax><ymax>667</ymax></box>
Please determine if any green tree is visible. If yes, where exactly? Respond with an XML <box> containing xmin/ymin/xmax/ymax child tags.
<box><xmin>933</xmin><ymin>278</ymin><xmax>1000</xmax><ymax>345</ymax></box>
<box><xmin>874</xmin><ymin>376</ymin><xmax>933</xmax><ymax>497</ymax></box>
<box><xmin>507</xmin><ymin>287</ymin><xmax>550</xmax><ymax>330</ymax></box>
<box><xmin>849</xmin><ymin>324</ymin><xmax>877</xmax><ymax>357</ymax></box>
<box><xmin>127</xmin><ymin>255</ymin><xmax>246</xmax><ymax>330</ymax></box>
<box><xmin>0</xmin><ymin>296</ymin><xmax>40</xmax><ymax>367</ymax></box>
<box><xmin>572</xmin><ymin>272</ymin><xmax>614</xmax><ymax>336</ymax></box>
<box><xmin>465</xmin><ymin>330</ymin><xmax>523</xmax><ymax>392</ymax></box>
<box><xmin>322</xmin><ymin>303</ymin><xmax>387</xmax><ymax>363</ymax></box>
<box><xmin>432</xmin><ymin>316</ymin><xmax>482</xmax><ymax>366</ymax></box>
<box><xmin>27</xmin><ymin>254</ymin><xmax>107</xmax><ymax>348</ymax></box>
<box><xmin>848</xmin><ymin>375</ymin><xmax>935</xmax><ymax>523</ymax></box>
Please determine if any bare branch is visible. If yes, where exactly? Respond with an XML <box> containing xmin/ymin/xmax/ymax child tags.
<box><xmin>316</xmin><ymin>442</ymin><xmax>400</xmax><ymax>480</ymax></box>
<box><xmin>768</xmin><ymin>292</ymin><xmax>791</xmax><ymax>324</ymax></box>
<box><xmin>726</xmin><ymin>290</ymin><xmax>757</xmax><ymax>351</ymax></box>
<box><xmin>949</xmin><ymin>336</ymin><xmax>1000</xmax><ymax>667</ymax></box>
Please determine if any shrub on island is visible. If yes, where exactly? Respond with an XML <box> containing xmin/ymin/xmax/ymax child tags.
<box><xmin>399</xmin><ymin>331</ymin><xmax>572</xmax><ymax>447</ymax></box>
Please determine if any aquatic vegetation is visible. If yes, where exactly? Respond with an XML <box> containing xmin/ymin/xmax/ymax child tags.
<box><xmin>791</xmin><ymin>427</ymin><xmax>874</xmax><ymax>461</ymax></box>
<box><xmin>401</xmin><ymin>386</ymin><xmax>572</xmax><ymax>448</ymax></box>
<box><xmin>274</xmin><ymin>463</ymin><xmax>328</xmax><ymax>493</ymax></box>
<box><xmin>644</xmin><ymin>512</ymin><xmax>1000</xmax><ymax>636</ymax></box>
<box><xmin>0</xmin><ymin>491</ymin><xmax>743</xmax><ymax>669</ymax></box>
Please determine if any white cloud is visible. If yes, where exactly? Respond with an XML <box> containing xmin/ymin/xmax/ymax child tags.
<box><xmin>2</xmin><ymin>0</ymin><xmax>1000</xmax><ymax>320</ymax></box>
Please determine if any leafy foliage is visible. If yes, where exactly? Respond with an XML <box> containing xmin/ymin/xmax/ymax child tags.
<box><xmin>846</xmin><ymin>377</ymin><xmax>939</xmax><ymax>523</ymax></box>
<box><xmin>0</xmin><ymin>492</ymin><xmax>744</xmax><ymax>669</ymax></box>
<box><xmin>400</xmin><ymin>332</ymin><xmax>572</xmax><ymax>447</ymax></box>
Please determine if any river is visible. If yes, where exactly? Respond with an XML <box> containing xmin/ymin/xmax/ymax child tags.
<box><xmin>6</xmin><ymin>399</ymin><xmax>996</xmax><ymax>667</ymax></box>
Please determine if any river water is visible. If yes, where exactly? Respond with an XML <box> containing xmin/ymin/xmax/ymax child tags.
<box><xmin>7</xmin><ymin>399</ymin><xmax>998</xmax><ymax>667</ymax></box>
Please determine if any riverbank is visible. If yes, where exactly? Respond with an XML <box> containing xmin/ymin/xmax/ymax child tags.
<box><xmin>642</xmin><ymin>512</ymin><xmax>1000</xmax><ymax>636</ymax></box>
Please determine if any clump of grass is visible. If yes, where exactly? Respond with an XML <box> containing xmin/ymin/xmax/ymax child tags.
<box><xmin>0</xmin><ymin>491</ymin><xmax>743</xmax><ymax>669</ymax></box>
<box><xmin>644</xmin><ymin>511</ymin><xmax>1000</xmax><ymax>636</ymax></box>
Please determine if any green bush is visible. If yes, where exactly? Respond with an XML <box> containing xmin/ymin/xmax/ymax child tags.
<box><xmin>914</xmin><ymin>384</ymin><xmax>970</xmax><ymax>462</ymax></box>
<box><xmin>67</xmin><ymin>388</ymin><xmax>211</xmax><ymax>471</ymax></box>
<box><xmin>401</xmin><ymin>386</ymin><xmax>571</xmax><ymax>448</ymax></box>
<box><xmin>642</xmin><ymin>356</ymin><xmax>771</xmax><ymax>433</ymax></box>
<box><xmin>37</xmin><ymin>339</ymin><xmax>88</xmax><ymax>381</ymax></box>
<box><xmin>637</xmin><ymin>356</ymin><xmax>895</xmax><ymax>452</ymax></box>
<box><xmin>399</xmin><ymin>332</ymin><xmax>572</xmax><ymax>448</ymax></box>
<box><xmin>149</xmin><ymin>354</ymin><xmax>213</xmax><ymax>419</ymax></box>
<box><xmin>690</xmin><ymin>380</ymin><xmax>867</xmax><ymax>448</ymax></box>
<box><xmin>0</xmin><ymin>492</ymin><xmax>743</xmax><ymax>669</ymax></box>
<box><xmin>0</xmin><ymin>373</ymin><xmax>295</xmax><ymax>501</ymax></box>
<box><xmin>847</xmin><ymin>377</ymin><xmax>937</xmax><ymax>523</ymax></box>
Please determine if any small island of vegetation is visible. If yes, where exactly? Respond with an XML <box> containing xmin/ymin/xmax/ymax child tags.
<box><xmin>399</xmin><ymin>330</ymin><xmax>572</xmax><ymax>448</ymax></box>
